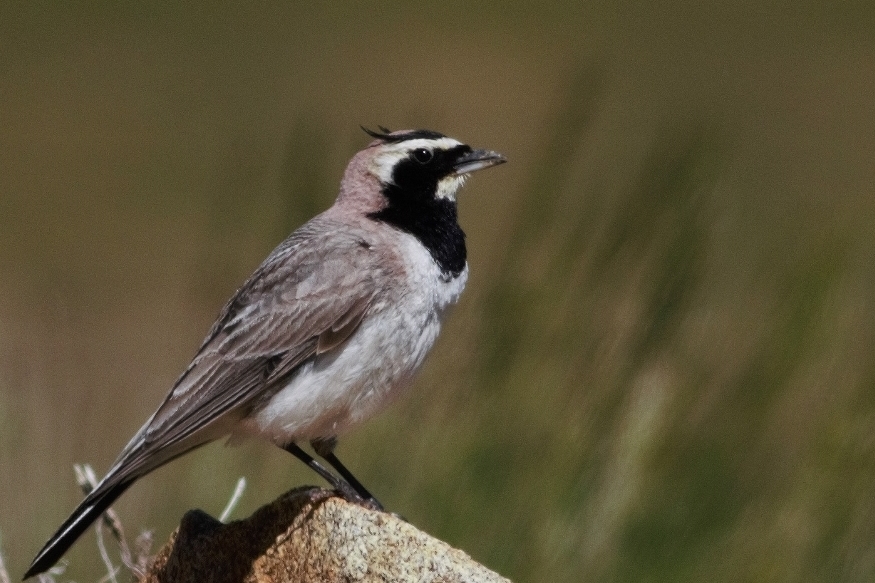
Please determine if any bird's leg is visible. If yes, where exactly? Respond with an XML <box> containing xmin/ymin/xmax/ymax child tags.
<box><xmin>311</xmin><ymin>437</ymin><xmax>383</xmax><ymax>511</ymax></box>
<box><xmin>282</xmin><ymin>442</ymin><xmax>363</xmax><ymax>504</ymax></box>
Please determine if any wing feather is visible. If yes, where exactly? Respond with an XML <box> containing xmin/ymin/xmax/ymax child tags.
<box><xmin>102</xmin><ymin>219</ymin><xmax>381</xmax><ymax>487</ymax></box>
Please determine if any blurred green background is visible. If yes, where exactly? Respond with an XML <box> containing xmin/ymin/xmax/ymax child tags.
<box><xmin>3</xmin><ymin>2</ymin><xmax>875</xmax><ymax>582</ymax></box>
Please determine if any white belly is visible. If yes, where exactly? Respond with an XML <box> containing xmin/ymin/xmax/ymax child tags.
<box><xmin>238</xmin><ymin>234</ymin><xmax>467</xmax><ymax>444</ymax></box>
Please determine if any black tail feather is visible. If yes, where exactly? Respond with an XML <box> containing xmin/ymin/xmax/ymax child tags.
<box><xmin>24</xmin><ymin>480</ymin><xmax>132</xmax><ymax>579</ymax></box>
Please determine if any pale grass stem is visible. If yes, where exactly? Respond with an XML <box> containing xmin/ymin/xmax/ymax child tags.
<box><xmin>74</xmin><ymin>464</ymin><xmax>146</xmax><ymax>579</ymax></box>
<box><xmin>0</xmin><ymin>532</ymin><xmax>10</xmax><ymax>583</ymax></box>
<box><xmin>219</xmin><ymin>477</ymin><xmax>247</xmax><ymax>523</ymax></box>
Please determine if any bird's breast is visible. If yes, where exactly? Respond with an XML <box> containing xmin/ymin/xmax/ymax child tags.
<box><xmin>240</xmin><ymin>233</ymin><xmax>467</xmax><ymax>444</ymax></box>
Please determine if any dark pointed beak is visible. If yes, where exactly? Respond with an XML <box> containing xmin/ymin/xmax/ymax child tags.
<box><xmin>453</xmin><ymin>149</ymin><xmax>507</xmax><ymax>175</ymax></box>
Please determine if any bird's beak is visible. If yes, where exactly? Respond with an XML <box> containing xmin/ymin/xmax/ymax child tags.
<box><xmin>452</xmin><ymin>149</ymin><xmax>507</xmax><ymax>175</ymax></box>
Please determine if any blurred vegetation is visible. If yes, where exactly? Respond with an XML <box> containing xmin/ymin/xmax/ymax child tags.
<box><xmin>3</xmin><ymin>2</ymin><xmax>875</xmax><ymax>583</ymax></box>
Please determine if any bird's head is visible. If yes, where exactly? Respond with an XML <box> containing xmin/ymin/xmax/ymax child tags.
<box><xmin>337</xmin><ymin>127</ymin><xmax>505</xmax><ymax>212</ymax></box>
<box><xmin>362</xmin><ymin>127</ymin><xmax>506</xmax><ymax>203</ymax></box>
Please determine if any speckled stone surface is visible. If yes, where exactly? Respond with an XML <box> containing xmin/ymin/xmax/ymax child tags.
<box><xmin>141</xmin><ymin>487</ymin><xmax>510</xmax><ymax>583</ymax></box>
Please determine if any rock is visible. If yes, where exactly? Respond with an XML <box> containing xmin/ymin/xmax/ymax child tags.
<box><xmin>141</xmin><ymin>486</ymin><xmax>510</xmax><ymax>583</ymax></box>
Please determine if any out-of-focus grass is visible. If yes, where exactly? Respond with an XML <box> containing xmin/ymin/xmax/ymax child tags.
<box><xmin>3</xmin><ymin>3</ymin><xmax>875</xmax><ymax>583</ymax></box>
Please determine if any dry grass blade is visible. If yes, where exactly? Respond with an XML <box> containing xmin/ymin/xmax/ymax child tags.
<box><xmin>0</xmin><ymin>535</ymin><xmax>10</xmax><ymax>583</ymax></box>
<box><xmin>219</xmin><ymin>477</ymin><xmax>247</xmax><ymax>523</ymax></box>
<box><xmin>73</xmin><ymin>464</ymin><xmax>146</xmax><ymax>578</ymax></box>
<box><xmin>133</xmin><ymin>531</ymin><xmax>155</xmax><ymax>575</ymax></box>
<box><xmin>93</xmin><ymin>522</ymin><xmax>120</xmax><ymax>583</ymax></box>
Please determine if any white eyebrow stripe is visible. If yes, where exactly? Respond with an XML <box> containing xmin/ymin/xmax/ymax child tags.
<box><xmin>367</xmin><ymin>137</ymin><xmax>463</xmax><ymax>184</ymax></box>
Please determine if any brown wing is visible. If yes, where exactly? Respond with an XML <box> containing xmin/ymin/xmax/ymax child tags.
<box><xmin>102</xmin><ymin>218</ymin><xmax>379</xmax><ymax>486</ymax></box>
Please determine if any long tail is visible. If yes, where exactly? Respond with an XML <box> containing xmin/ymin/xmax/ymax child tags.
<box><xmin>23</xmin><ymin>479</ymin><xmax>132</xmax><ymax>579</ymax></box>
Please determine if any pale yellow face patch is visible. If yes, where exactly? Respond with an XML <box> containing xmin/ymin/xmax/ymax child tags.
<box><xmin>435</xmin><ymin>174</ymin><xmax>468</xmax><ymax>201</ymax></box>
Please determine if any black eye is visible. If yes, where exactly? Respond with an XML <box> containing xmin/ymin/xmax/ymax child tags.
<box><xmin>412</xmin><ymin>148</ymin><xmax>433</xmax><ymax>164</ymax></box>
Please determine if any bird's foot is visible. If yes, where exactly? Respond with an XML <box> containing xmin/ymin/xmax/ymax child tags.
<box><xmin>333</xmin><ymin>484</ymin><xmax>384</xmax><ymax>511</ymax></box>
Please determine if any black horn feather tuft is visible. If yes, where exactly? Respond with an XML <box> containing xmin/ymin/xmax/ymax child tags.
<box><xmin>361</xmin><ymin>126</ymin><xmax>448</xmax><ymax>144</ymax></box>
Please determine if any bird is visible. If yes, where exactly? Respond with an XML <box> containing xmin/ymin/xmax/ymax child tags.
<box><xmin>24</xmin><ymin>127</ymin><xmax>505</xmax><ymax>578</ymax></box>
